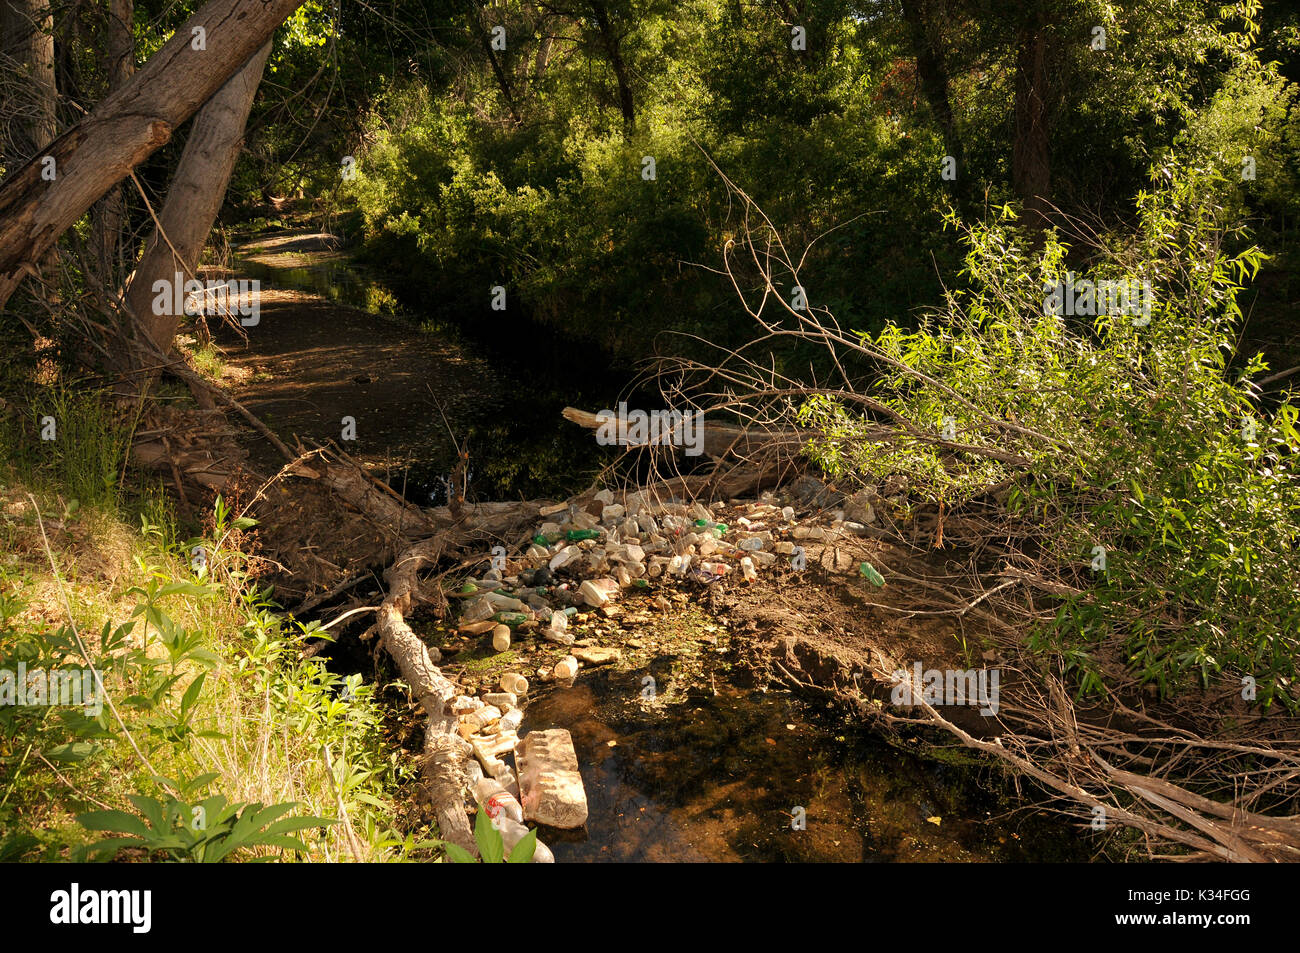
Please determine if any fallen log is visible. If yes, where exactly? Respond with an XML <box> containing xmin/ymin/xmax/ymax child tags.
<box><xmin>374</xmin><ymin>536</ymin><xmax>477</xmax><ymax>854</ymax></box>
<box><xmin>561</xmin><ymin>405</ymin><xmax>807</xmax><ymax>462</ymax></box>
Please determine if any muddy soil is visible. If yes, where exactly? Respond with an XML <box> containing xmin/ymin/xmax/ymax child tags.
<box><xmin>211</xmin><ymin>233</ymin><xmax>501</xmax><ymax>483</ymax></box>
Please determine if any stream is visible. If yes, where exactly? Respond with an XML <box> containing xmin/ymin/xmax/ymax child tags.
<box><xmin>220</xmin><ymin>230</ymin><xmax>1090</xmax><ymax>862</ymax></box>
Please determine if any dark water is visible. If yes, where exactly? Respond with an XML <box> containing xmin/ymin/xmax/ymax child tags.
<box><xmin>522</xmin><ymin>657</ymin><xmax>1089</xmax><ymax>862</ymax></box>
<box><xmin>235</xmin><ymin>236</ymin><xmax>1093</xmax><ymax>862</ymax></box>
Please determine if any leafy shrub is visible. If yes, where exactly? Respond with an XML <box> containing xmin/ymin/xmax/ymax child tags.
<box><xmin>800</xmin><ymin>164</ymin><xmax>1299</xmax><ymax>708</ymax></box>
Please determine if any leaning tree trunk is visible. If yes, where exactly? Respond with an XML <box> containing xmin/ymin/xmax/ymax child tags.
<box><xmin>125</xmin><ymin>39</ymin><xmax>272</xmax><ymax>354</ymax></box>
<box><xmin>0</xmin><ymin>0</ymin><xmax>305</xmax><ymax>311</ymax></box>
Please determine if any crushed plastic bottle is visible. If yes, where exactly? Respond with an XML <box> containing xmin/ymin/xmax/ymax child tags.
<box><xmin>461</xmin><ymin>596</ymin><xmax>495</xmax><ymax>624</ymax></box>
<box><xmin>483</xmin><ymin>691</ymin><xmax>517</xmax><ymax>709</ymax></box>
<box><xmin>549</xmin><ymin>545</ymin><xmax>580</xmax><ymax>571</ymax></box>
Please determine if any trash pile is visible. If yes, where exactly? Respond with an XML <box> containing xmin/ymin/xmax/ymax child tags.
<box><xmin>447</xmin><ymin>483</ymin><xmax>880</xmax><ymax>860</ymax></box>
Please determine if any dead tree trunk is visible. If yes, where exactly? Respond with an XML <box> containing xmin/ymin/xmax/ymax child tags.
<box><xmin>124</xmin><ymin>40</ymin><xmax>271</xmax><ymax>354</ymax></box>
<box><xmin>0</xmin><ymin>0</ymin><xmax>305</xmax><ymax>311</ymax></box>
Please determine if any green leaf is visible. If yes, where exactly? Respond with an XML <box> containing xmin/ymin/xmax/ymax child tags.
<box><xmin>45</xmin><ymin>741</ymin><xmax>99</xmax><ymax>763</ymax></box>
<box><xmin>75</xmin><ymin>809</ymin><xmax>152</xmax><ymax>838</ymax></box>
<box><xmin>441</xmin><ymin>842</ymin><xmax>478</xmax><ymax>863</ymax></box>
<box><xmin>180</xmin><ymin>672</ymin><xmax>206</xmax><ymax>716</ymax></box>
<box><xmin>474</xmin><ymin>810</ymin><xmax>504</xmax><ymax>864</ymax></box>
<box><xmin>507</xmin><ymin>829</ymin><xmax>537</xmax><ymax>863</ymax></box>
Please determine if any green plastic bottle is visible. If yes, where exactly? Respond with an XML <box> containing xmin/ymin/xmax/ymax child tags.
<box><xmin>858</xmin><ymin>562</ymin><xmax>886</xmax><ymax>587</ymax></box>
<box><xmin>566</xmin><ymin>528</ymin><xmax>602</xmax><ymax>542</ymax></box>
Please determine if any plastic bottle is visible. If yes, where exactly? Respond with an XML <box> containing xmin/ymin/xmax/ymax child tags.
<box><xmin>859</xmin><ymin>562</ymin><xmax>886</xmax><ymax>587</ymax></box>
<box><xmin>500</xmin><ymin>672</ymin><xmax>529</xmax><ymax>695</ymax></box>
<box><xmin>491</xmin><ymin>624</ymin><xmax>511</xmax><ymax>652</ymax></box>
<box><xmin>462</xmin><ymin>705</ymin><xmax>502</xmax><ymax>731</ymax></box>
<box><xmin>485</xmin><ymin>591</ymin><xmax>524</xmax><ymax>611</ymax></box>
<box><xmin>472</xmin><ymin>777</ymin><xmax>524</xmax><ymax>824</ymax></box>
<box><xmin>554</xmin><ymin>656</ymin><xmax>579</xmax><ymax>679</ymax></box>
<box><xmin>496</xmin><ymin>814</ymin><xmax>556</xmax><ymax>863</ymax></box>
<box><xmin>693</xmin><ymin>518</ymin><xmax>728</xmax><ymax>538</ymax></box>
<box><xmin>549</xmin><ymin>545</ymin><xmax>579</xmax><ymax>571</ymax></box>
<box><xmin>461</xmin><ymin>596</ymin><xmax>495</xmax><ymax>624</ymax></box>
<box><xmin>470</xmin><ymin>780</ymin><xmax>556</xmax><ymax>863</ymax></box>
<box><xmin>566</xmin><ymin>528</ymin><xmax>602</xmax><ymax>542</ymax></box>
<box><xmin>740</xmin><ymin>556</ymin><xmax>757</xmax><ymax>583</ymax></box>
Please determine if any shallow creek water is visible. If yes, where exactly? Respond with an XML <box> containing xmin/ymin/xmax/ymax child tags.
<box><xmin>234</xmin><ymin>236</ymin><xmax>1090</xmax><ymax>862</ymax></box>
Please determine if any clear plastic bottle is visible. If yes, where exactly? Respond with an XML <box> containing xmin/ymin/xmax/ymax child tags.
<box><xmin>491</xmin><ymin>624</ymin><xmax>511</xmax><ymax>652</ymax></box>
<box><xmin>500</xmin><ymin>672</ymin><xmax>529</xmax><ymax>695</ymax></box>
<box><xmin>472</xmin><ymin>777</ymin><xmax>523</xmax><ymax>824</ymax></box>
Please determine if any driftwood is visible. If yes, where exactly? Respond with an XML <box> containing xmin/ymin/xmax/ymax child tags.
<box><xmin>374</xmin><ymin>536</ymin><xmax>476</xmax><ymax>853</ymax></box>
<box><xmin>561</xmin><ymin>405</ymin><xmax>806</xmax><ymax>463</ymax></box>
